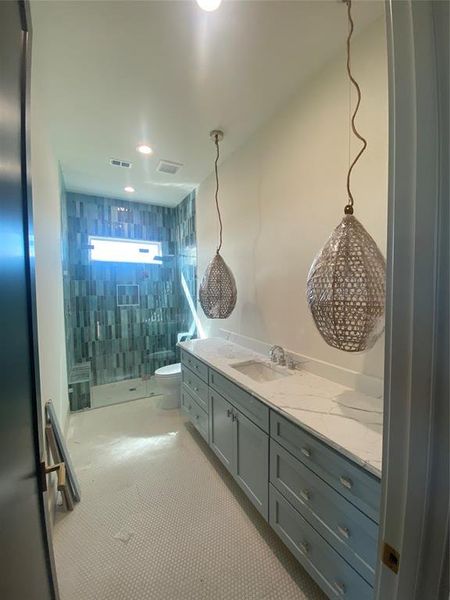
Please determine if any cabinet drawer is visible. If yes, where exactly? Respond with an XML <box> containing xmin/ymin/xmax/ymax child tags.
<box><xmin>270</xmin><ymin>485</ymin><xmax>373</xmax><ymax>600</ymax></box>
<box><xmin>270</xmin><ymin>440</ymin><xmax>377</xmax><ymax>584</ymax></box>
<box><xmin>271</xmin><ymin>411</ymin><xmax>380</xmax><ymax>522</ymax></box>
<box><xmin>209</xmin><ymin>369</ymin><xmax>269</xmax><ymax>432</ymax></box>
<box><xmin>181</xmin><ymin>366</ymin><xmax>209</xmax><ymax>412</ymax></box>
<box><xmin>180</xmin><ymin>350</ymin><xmax>209</xmax><ymax>383</ymax></box>
<box><xmin>181</xmin><ymin>386</ymin><xmax>209</xmax><ymax>443</ymax></box>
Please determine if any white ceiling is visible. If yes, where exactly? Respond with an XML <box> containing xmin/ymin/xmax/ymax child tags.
<box><xmin>31</xmin><ymin>0</ymin><xmax>383</xmax><ymax>207</ymax></box>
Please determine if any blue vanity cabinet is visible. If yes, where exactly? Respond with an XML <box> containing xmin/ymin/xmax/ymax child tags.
<box><xmin>181</xmin><ymin>367</ymin><xmax>209</xmax><ymax>412</ymax></box>
<box><xmin>181</xmin><ymin>385</ymin><xmax>209</xmax><ymax>443</ymax></box>
<box><xmin>209</xmin><ymin>368</ymin><xmax>269</xmax><ymax>432</ymax></box>
<box><xmin>270</xmin><ymin>439</ymin><xmax>378</xmax><ymax>584</ymax></box>
<box><xmin>209</xmin><ymin>387</ymin><xmax>269</xmax><ymax>520</ymax></box>
<box><xmin>209</xmin><ymin>389</ymin><xmax>235</xmax><ymax>471</ymax></box>
<box><xmin>234</xmin><ymin>408</ymin><xmax>269</xmax><ymax>519</ymax></box>
<box><xmin>181</xmin><ymin>348</ymin><xmax>380</xmax><ymax>599</ymax></box>
<box><xmin>271</xmin><ymin>411</ymin><xmax>380</xmax><ymax>523</ymax></box>
<box><xmin>180</xmin><ymin>354</ymin><xmax>210</xmax><ymax>444</ymax></box>
<box><xmin>270</xmin><ymin>486</ymin><xmax>374</xmax><ymax>600</ymax></box>
<box><xmin>180</xmin><ymin>349</ymin><xmax>209</xmax><ymax>382</ymax></box>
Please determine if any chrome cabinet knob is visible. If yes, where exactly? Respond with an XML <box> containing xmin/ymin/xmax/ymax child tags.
<box><xmin>334</xmin><ymin>581</ymin><xmax>346</xmax><ymax>595</ymax></box>
<box><xmin>339</xmin><ymin>476</ymin><xmax>353</xmax><ymax>490</ymax></box>
<box><xmin>337</xmin><ymin>525</ymin><xmax>350</xmax><ymax>539</ymax></box>
<box><xmin>300</xmin><ymin>489</ymin><xmax>311</xmax><ymax>502</ymax></box>
<box><xmin>299</xmin><ymin>541</ymin><xmax>310</xmax><ymax>555</ymax></box>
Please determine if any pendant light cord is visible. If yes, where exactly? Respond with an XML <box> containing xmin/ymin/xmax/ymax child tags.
<box><xmin>213</xmin><ymin>133</ymin><xmax>223</xmax><ymax>253</ymax></box>
<box><xmin>344</xmin><ymin>0</ymin><xmax>367</xmax><ymax>215</ymax></box>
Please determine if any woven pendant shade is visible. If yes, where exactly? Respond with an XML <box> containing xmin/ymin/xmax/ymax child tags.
<box><xmin>199</xmin><ymin>252</ymin><xmax>237</xmax><ymax>319</ymax></box>
<box><xmin>307</xmin><ymin>215</ymin><xmax>385</xmax><ymax>352</ymax></box>
<box><xmin>306</xmin><ymin>0</ymin><xmax>386</xmax><ymax>352</ymax></box>
<box><xmin>199</xmin><ymin>130</ymin><xmax>237</xmax><ymax>320</ymax></box>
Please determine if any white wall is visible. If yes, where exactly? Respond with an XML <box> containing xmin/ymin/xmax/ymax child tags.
<box><xmin>31</xmin><ymin>112</ymin><xmax>70</xmax><ymax>435</ymax></box>
<box><xmin>196</xmin><ymin>18</ymin><xmax>388</xmax><ymax>379</ymax></box>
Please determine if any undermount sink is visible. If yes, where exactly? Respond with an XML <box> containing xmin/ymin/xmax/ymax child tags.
<box><xmin>231</xmin><ymin>360</ymin><xmax>291</xmax><ymax>383</ymax></box>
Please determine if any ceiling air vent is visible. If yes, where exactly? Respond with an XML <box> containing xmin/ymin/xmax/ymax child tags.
<box><xmin>110</xmin><ymin>158</ymin><xmax>132</xmax><ymax>169</ymax></box>
<box><xmin>157</xmin><ymin>160</ymin><xmax>183</xmax><ymax>175</ymax></box>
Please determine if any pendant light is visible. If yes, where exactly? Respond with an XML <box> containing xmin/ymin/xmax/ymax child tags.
<box><xmin>199</xmin><ymin>130</ymin><xmax>237</xmax><ymax>319</ymax></box>
<box><xmin>306</xmin><ymin>0</ymin><xmax>386</xmax><ymax>353</ymax></box>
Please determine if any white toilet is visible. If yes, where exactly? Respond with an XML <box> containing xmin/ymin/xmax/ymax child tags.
<box><xmin>154</xmin><ymin>363</ymin><xmax>181</xmax><ymax>409</ymax></box>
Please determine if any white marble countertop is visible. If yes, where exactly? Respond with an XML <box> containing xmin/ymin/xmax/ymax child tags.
<box><xmin>179</xmin><ymin>337</ymin><xmax>383</xmax><ymax>478</ymax></box>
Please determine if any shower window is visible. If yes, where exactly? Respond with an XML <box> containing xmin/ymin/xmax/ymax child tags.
<box><xmin>89</xmin><ymin>236</ymin><xmax>162</xmax><ymax>264</ymax></box>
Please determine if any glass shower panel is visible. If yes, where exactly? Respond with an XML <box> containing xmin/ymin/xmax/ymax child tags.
<box><xmin>88</xmin><ymin>256</ymin><xmax>149</xmax><ymax>407</ymax></box>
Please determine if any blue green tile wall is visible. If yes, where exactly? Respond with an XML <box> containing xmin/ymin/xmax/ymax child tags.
<box><xmin>64</xmin><ymin>190</ymin><xmax>197</xmax><ymax>411</ymax></box>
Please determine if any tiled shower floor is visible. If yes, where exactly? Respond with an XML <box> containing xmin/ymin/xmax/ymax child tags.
<box><xmin>53</xmin><ymin>397</ymin><xmax>326</xmax><ymax>600</ymax></box>
<box><xmin>90</xmin><ymin>377</ymin><xmax>160</xmax><ymax>408</ymax></box>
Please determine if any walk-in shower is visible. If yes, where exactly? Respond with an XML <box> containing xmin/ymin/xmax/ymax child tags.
<box><xmin>62</xmin><ymin>191</ymin><xmax>197</xmax><ymax>410</ymax></box>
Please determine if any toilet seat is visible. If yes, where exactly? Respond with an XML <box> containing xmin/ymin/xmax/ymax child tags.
<box><xmin>155</xmin><ymin>363</ymin><xmax>181</xmax><ymax>379</ymax></box>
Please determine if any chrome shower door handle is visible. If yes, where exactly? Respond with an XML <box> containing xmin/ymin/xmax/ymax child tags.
<box><xmin>96</xmin><ymin>320</ymin><xmax>101</xmax><ymax>340</ymax></box>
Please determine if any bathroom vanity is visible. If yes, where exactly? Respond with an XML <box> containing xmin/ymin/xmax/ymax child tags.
<box><xmin>179</xmin><ymin>338</ymin><xmax>382</xmax><ymax>600</ymax></box>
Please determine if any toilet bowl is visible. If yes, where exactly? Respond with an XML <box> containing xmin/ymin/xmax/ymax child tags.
<box><xmin>154</xmin><ymin>363</ymin><xmax>181</xmax><ymax>409</ymax></box>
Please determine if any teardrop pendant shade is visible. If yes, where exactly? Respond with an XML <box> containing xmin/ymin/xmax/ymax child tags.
<box><xmin>306</xmin><ymin>215</ymin><xmax>386</xmax><ymax>352</ymax></box>
<box><xmin>199</xmin><ymin>252</ymin><xmax>237</xmax><ymax>319</ymax></box>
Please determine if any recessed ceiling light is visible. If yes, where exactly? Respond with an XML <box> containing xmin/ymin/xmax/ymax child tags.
<box><xmin>124</xmin><ymin>186</ymin><xmax>135</xmax><ymax>193</ymax></box>
<box><xmin>196</xmin><ymin>0</ymin><xmax>222</xmax><ymax>11</ymax></box>
<box><xmin>136</xmin><ymin>144</ymin><xmax>153</xmax><ymax>155</ymax></box>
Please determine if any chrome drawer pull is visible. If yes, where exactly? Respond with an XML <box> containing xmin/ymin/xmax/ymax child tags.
<box><xmin>339</xmin><ymin>475</ymin><xmax>353</xmax><ymax>490</ymax></box>
<box><xmin>300</xmin><ymin>489</ymin><xmax>311</xmax><ymax>502</ymax></box>
<box><xmin>337</xmin><ymin>525</ymin><xmax>350</xmax><ymax>539</ymax></box>
<box><xmin>334</xmin><ymin>581</ymin><xmax>346</xmax><ymax>595</ymax></box>
<box><xmin>299</xmin><ymin>541</ymin><xmax>310</xmax><ymax>555</ymax></box>
<box><xmin>301</xmin><ymin>447</ymin><xmax>311</xmax><ymax>458</ymax></box>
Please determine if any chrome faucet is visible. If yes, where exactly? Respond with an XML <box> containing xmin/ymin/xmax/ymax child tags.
<box><xmin>269</xmin><ymin>345</ymin><xmax>286</xmax><ymax>366</ymax></box>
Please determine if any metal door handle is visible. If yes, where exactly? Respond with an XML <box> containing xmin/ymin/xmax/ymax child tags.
<box><xmin>301</xmin><ymin>447</ymin><xmax>311</xmax><ymax>458</ymax></box>
<box><xmin>41</xmin><ymin>461</ymin><xmax>66</xmax><ymax>492</ymax></box>
<box><xmin>96</xmin><ymin>320</ymin><xmax>101</xmax><ymax>340</ymax></box>
<box><xmin>227</xmin><ymin>409</ymin><xmax>232</xmax><ymax>418</ymax></box>
<box><xmin>339</xmin><ymin>476</ymin><xmax>353</xmax><ymax>490</ymax></box>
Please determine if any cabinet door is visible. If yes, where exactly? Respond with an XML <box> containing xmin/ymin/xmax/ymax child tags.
<box><xmin>234</xmin><ymin>410</ymin><xmax>269</xmax><ymax>520</ymax></box>
<box><xmin>209</xmin><ymin>391</ymin><xmax>234</xmax><ymax>470</ymax></box>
